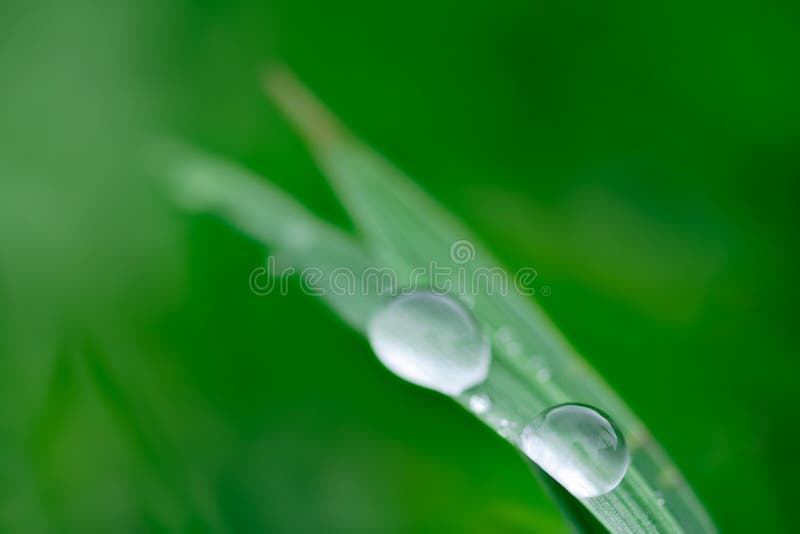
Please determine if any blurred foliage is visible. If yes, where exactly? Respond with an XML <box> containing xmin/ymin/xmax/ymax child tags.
<box><xmin>0</xmin><ymin>0</ymin><xmax>798</xmax><ymax>532</ymax></box>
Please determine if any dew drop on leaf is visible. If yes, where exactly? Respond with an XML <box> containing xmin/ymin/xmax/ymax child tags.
<box><xmin>367</xmin><ymin>292</ymin><xmax>490</xmax><ymax>395</ymax></box>
<box><xmin>521</xmin><ymin>403</ymin><xmax>629</xmax><ymax>498</ymax></box>
<box><xmin>468</xmin><ymin>393</ymin><xmax>492</xmax><ymax>414</ymax></box>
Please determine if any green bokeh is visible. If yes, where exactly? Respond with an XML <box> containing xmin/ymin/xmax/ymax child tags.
<box><xmin>1</xmin><ymin>0</ymin><xmax>798</xmax><ymax>532</ymax></box>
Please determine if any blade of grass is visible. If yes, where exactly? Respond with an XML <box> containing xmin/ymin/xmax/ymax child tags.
<box><xmin>168</xmin><ymin>143</ymin><xmax>704</xmax><ymax>533</ymax></box>
<box><xmin>163</xmin><ymin>69</ymin><xmax>716</xmax><ymax>534</ymax></box>
<box><xmin>164</xmin><ymin>144</ymin><xmax>389</xmax><ymax>331</ymax></box>
<box><xmin>260</xmin><ymin>66</ymin><xmax>716</xmax><ymax>534</ymax></box>
<box><xmin>80</xmin><ymin>338</ymin><xmax>227</xmax><ymax>533</ymax></box>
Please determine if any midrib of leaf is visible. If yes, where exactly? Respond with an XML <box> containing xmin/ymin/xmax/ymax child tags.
<box><xmin>166</xmin><ymin>66</ymin><xmax>716</xmax><ymax>533</ymax></box>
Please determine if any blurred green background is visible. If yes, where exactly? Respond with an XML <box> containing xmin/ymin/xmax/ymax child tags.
<box><xmin>1</xmin><ymin>0</ymin><xmax>798</xmax><ymax>532</ymax></box>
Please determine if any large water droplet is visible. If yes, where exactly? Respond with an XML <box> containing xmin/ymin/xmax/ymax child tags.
<box><xmin>521</xmin><ymin>403</ymin><xmax>629</xmax><ymax>498</ymax></box>
<box><xmin>367</xmin><ymin>292</ymin><xmax>490</xmax><ymax>395</ymax></box>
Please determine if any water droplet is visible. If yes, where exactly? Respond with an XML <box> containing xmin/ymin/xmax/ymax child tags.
<box><xmin>496</xmin><ymin>418</ymin><xmax>519</xmax><ymax>438</ymax></box>
<box><xmin>529</xmin><ymin>355</ymin><xmax>545</xmax><ymax>368</ymax></box>
<box><xmin>494</xmin><ymin>326</ymin><xmax>513</xmax><ymax>342</ymax></box>
<box><xmin>536</xmin><ymin>368</ymin><xmax>552</xmax><ymax>382</ymax></box>
<box><xmin>468</xmin><ymin>394</ymin><xmax>491</xmax><ymax>414</ymax></box>
<box><xmin>505</xmin><ymin>342</ymin><xmax>522</xmax><ymax>356</ymax></box>
<box><xmin>494</xmin><ymin>326</ymin><xmax>524</xmax><ymax>356</ymax></box>
<box><xmin>521</xmin><ymin>403</ymin><xmax>629</xmax><ymax>498</ymax></box>
<box><xmin>367</xmin><ymin>292</ymin><xmax>490</xmax><ymax>396</ymax></box>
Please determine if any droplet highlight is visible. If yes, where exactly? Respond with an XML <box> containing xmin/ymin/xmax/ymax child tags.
<box><xmin>367</xmin><ymin>292</ymin><xmax>490</xmax><ymax>396</ymax></box>
<box><xmin>521</xmin><ymin>403</ymin><xmax>629</xmax><ymax>498</ymax></box>
<box><xmin>468</xmin><ymin>393</ymin><xmax>491</xmax><ymax>414</ymax></box>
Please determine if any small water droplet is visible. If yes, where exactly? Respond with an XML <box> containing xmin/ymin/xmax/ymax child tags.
<box><xmin>521</xmin><ymin>403</ymin><xmax>629</xmax><ymax>498</ymax></box>
<box><xmin>495</xmin><ymin>326</ymin><xmax>513</xmax><ymax>342</ymax></box>
<box><xmin>496</xmin><ymin>418</ymin><xmax>519</xmax><ymax>438</ymax></box>
<box><xmin>468</xmin><ymin>394</ymin><xmax>491</xmax><ymax>414</ymax></box>
<box><xmin>529</xmin><ymin>355</ymin><xmax>545</xmax><ymax>368</ymax></box>
<box><xmin>493</xmin><ymin>326</ymin><xmax>523</xmax><ymax>356</ymax></box>
<box><xmin>505</xmin><ymin>342</ymin><xmax>522</xmax><ymax>356</ymax></box>
<box><xmin>367</xmin><ymin>292</ymin><xmax>490</xmax><ymax>396</ymax></box>
<box><xmin>536</xmin><ymin>368</ymin><xmax>552</xmax><ymax>382</ymax></box>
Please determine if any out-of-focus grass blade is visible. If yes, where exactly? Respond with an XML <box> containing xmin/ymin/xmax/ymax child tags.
<box><xmin>165</xmin><ymin>145</ymin><xmax>389</xmax><ymax>331</ymax></box>
<box><xmin>261</xmin><ymin>66</ymin><xmax>716</xmax><ymax>534</ymax></box>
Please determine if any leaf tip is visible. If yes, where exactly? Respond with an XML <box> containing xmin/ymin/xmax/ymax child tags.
<box><xmin>261</xmin><ymin>63</ymin><xmax>345</xmax><ymax>152</ymax></box>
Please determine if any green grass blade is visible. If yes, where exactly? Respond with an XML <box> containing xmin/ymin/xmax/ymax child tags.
<box><xmin>261</xmin><ymin>66</ymin><xmax>716</xmax><ymax>534</ymax></box>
